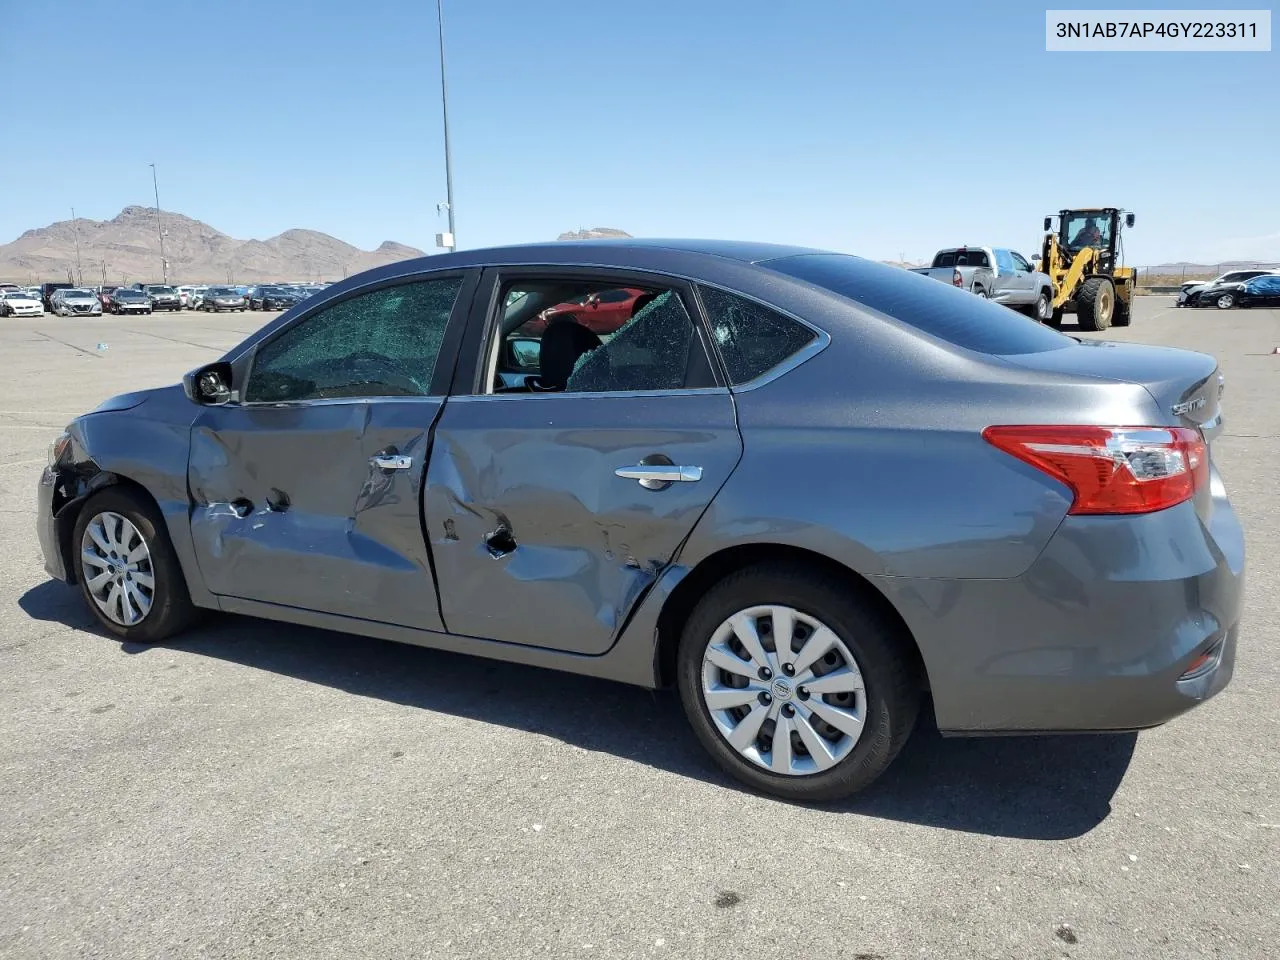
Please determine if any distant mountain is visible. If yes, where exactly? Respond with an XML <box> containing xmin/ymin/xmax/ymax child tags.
<box><xmin>1140</xmin><ymin>260</ymin><xmax>1280</xmax><ymax>274</ymax></box>
<box><xmin>0</xmin><ymin>206</ymin><xmax>426</xmax><ymax>284</ymax></box>
<box><xmin>557</xmin><ymin>227</ymin><xmax>632</xmax><ymax>241</ymax></box>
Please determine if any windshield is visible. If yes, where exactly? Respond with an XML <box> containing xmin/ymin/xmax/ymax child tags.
<box><xmin>148</xmin><ymin>286</ymin><xmax>176</xmax><ymax>294</ymax></box>
<box><xmin>765</xmin><ymin>253</ymin><xmax>1070</xmax><ymax>356</ymax></box>
<box><xmin>116</xmin><ymin>290</ymin><xmax>146</xmax><ymax>299</ymax></box>
<box><xmin>64</xmin><ymin>289</ymin><xmax>92</xmax><ymax>297</ymax></box>
<box><xmin>210</xmin><ymin>287</ymin><xmax>238</xmax><ymax>296</ymax></box>
<box><xmin>1063</xmin><ymin>213</ymin><xmax>1112</xmax><ymax>249</ymax></box>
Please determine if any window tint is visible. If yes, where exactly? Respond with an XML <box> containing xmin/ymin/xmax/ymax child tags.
<box><xmin>765</xmin><ymin>254</ymin><xmax>1070</xmax><ymax>356</ymax></box>
<box><xmin>933</xmin><ymin>251</ymin><xmax>957</xmax><ymax>268</ymax></box>
<box><xmin>245</xmin><ymin>277</ymin><xmax>461</xmax><ymax>402</ymax></box>
<box><xmin>698</xmin><ymin>286</ymin><xmax>816</xmax><ymax>385</ymax></box>
<box><xmin>1011</xmin><ymin>251</ymin><xmax>1033</xmax><ymax>272</ymax></box>
<box><xmin>565</xmin><ymin>290</ymin><xmax>695</xmax><ymax>393</ymax></box>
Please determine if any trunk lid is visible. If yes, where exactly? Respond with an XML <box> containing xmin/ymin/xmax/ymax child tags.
<box><xmin>1000</xmin><ymin>339</ymin><xmax>1222</xmax><ymax>440</ymax></box>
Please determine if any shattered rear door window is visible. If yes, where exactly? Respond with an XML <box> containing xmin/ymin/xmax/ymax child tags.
<box><xmin>565</xmin><ymin>290</ymin><xmax>694</xmax><ymax>393</ymax></box>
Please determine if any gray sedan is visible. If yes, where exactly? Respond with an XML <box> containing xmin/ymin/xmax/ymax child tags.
<box><xmin>35</xmin><ymin>240</ymin><xmax>1243</xmax><ymax>801</ymax></box>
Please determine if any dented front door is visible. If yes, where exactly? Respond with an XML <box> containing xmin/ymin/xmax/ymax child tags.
<box><xmin>187</xmin><ymin>398</ymin><xmax>444</xmax><ymax>630</ymax></box>
<box><xmin>424</xmin><ymin>392</ymin><xmax>742</xmax><ymax>654</ymax></box>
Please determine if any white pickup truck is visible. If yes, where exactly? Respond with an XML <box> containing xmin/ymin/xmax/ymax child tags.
<box><xmin>911</xmin><ymin>246</ymin><xmax>1055</xmax><ymax>321</ymax></box>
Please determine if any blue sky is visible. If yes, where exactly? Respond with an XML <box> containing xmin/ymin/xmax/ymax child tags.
<box><xmin>1</xmin><ymin>0</ymin><xmax>1276</xmax><ymax>264</ymax></box>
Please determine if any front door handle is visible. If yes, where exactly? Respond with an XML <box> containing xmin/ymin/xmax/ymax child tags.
<box><xmin>615</xmin><ymin>464</ymin><xmax>703</xmax><ymax>490</ymax></box>
<box><xmin>371</xmin><ymin>454</ymin><xmax>413</xmax><ymax>471</ymax></box>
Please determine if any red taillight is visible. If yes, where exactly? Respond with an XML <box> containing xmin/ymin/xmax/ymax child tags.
<box><xmin>952</xmin><ymin>269</ymin><xmax>963</xmax><ymax>287</ymax></box>
<box><xmin>982</xmin><ymin>425</ymin><xmax>1208</xmax><ymax>515</ymax></box>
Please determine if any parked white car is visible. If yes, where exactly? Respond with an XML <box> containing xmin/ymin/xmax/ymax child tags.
<box><xmin>50</xmin><ymin>288</ymin><xmax>103</xmax><ymax>317</ymax></box>
<box><xmin>187</xmin><ymin>285</ymin><xmax>210</xmax><ymax>310</ymax></box>
<box><xmin>0</xmin><ymin>291</ymin><xmax>44</xmax><ymax>317</ymax></box>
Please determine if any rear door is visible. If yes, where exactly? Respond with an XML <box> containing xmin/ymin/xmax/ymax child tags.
<box><xmin>424</xmin><ymin>267</ymin><xmax>743</xmax><ymax>655</ymax></box>
<box><xmin>187</xmin><ymin>271</ymin><xmax>476</xmax><ymax>629</ymax></box>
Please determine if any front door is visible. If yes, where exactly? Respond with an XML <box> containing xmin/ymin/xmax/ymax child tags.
<box><xmin>425</xmin><ymin>269</ymin><xmax>743</xmax><ymax>655</ymax></box>
<box><xmin>187</xmin><ymin>273</ymin><xmax>472</xmax><ymax>630</ymax></box>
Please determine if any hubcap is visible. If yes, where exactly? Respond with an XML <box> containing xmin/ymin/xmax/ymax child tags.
<box><xmin>700</xmin><ymin>604</ymin><xmax>867</xmax><ymax>776</ymax></box>
<box><xmin>1218</xmin><ymin>295</ymin><xmax>1233</xmax><ymax>308</ymax></box>
<box><xmin>80</xmin><ymin>511</ymin><xmax>155</xmax><ymax>626</ymax></box>
<box><xmin>1038</xmin><ymin>294</ymin><xmax>1051</xmax><ymax>320</ymax></box>
<box><xmin>1098</xmin><ymin>288</ymin><xmax>1114</xmax><ymax>322</ymax></box>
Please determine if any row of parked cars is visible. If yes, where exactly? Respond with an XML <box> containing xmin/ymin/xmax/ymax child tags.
<box><xmin>1176</xmin><ymin>269</ymin><xmax>1280</xmax><ymax>309</ymax></box>
<box><xmin>0</xmin><ymin>281</ymin><xmax>330</xmax><ymax>318</ymax></box>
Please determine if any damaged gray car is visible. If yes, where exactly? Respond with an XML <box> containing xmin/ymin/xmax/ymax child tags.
<box><xmin>36</xmin><ymin>240</ymin><xmax>1244</xmax><ymax>801</ymax></box>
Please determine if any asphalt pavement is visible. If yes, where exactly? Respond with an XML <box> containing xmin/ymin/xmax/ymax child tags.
<box><xmin>1</xmin><ymin>298</ymin><xmax>1277</xmax><ymax>959</ymax></box>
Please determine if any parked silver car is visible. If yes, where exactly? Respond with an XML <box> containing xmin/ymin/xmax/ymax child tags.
<box><xmin>50</xmin><ymin>288</ymin><xmax>103</xmax><ymax>317</ymax></box>
<box><xmin>35</xmin><ymin>240</ymin><xmax>1242</xmax><ymax>800</ymax></box>
<box><xmin>911</xmin><ymin>246</ymin><xmax>1055</xmax><ymax>321</ymax></box>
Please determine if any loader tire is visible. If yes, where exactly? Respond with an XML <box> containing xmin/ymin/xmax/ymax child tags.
<box><xmin>1076</xmin><ymin>277</ymin><xmax>1114</xmax><ymax>331</ymax></box>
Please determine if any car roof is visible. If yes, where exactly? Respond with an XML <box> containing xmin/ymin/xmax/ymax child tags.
<box><xmin>392</xmin><ymin>238</ymin><xmax>831</xmax><ymax>272</ymax></box>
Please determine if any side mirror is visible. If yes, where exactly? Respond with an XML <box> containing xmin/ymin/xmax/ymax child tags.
<box><xmin>507</xmin><ymin>336</ymin><xmax>541</xmax><ymax>370</ymax></box>
<box><xmin>1125</xmin><ymin>213</ymin><xmax>1136</xmax><ymax>228</ymax></box>
<box><xmin>1043</xmin><ymin>216</ymin><xmax>1052</xmax><ymax>232</ymax></box>
<box><xmin>183</xmin><ymin>361</ymin><xmax>234</xmax><ymax>405</ymax></box>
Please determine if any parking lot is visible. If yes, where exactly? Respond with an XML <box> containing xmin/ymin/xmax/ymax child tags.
<box><xmin>1</xmin><ymin>297</ymin><xmax>1277</xmax><ymax>959</ymax></box>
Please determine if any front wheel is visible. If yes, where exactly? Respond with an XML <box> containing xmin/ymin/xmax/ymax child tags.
<box><xmin>1216</xmin><ymin>293</ymin><xmax>1236</xmax><ymax>310</ymax></box>
<box><xmin>677</xmin><ymin>564</ymin><xmax>920</xmax><ymax>802</ymax></box>
<box><xmin>72</xmin><ymin>487</ymin><xmax>199</xmax><ymax>642</ymax></box>
<box><xmin>1076</xmin><ymin>276</ymin><xmax>1115</xmax><ymax>331</ymax></box>
<box><xmin>1030</xmin><ymin>289</ymin><xmax>1052</xmax><ymax>323</ymax></box>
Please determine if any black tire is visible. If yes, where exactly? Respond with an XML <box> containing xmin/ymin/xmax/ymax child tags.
<box><xmin>972</xmin><ymin>286</ymin><xmax>988</xmax><ymax>299</ymax></box>
<box><xmin>676</xmin><ymin>563</ymin><xmax>920</xmax><ymax>802</ymax></box>
<box><xmin>1027</xmin><ymin>289</ymin><xmax>1052</xmax><ymax>323</ymax></box>
<box><xmin>1215</xmin><ymin>293</ymin><xmax>1236</xmax><ymax>310</ymax></box>
<box><xmin>71</xmin><ymin>486</ymin><xmax>199</xmax><ymax>643</ymax></box>
<box><xmin>1076</xmin><ymin>276</ymin><xmax>1115</xmax><ymax>331</ymax></box>
<box><xmin>1113</xmin><ymin>297</ymin><xmax>1132</xmax><ymax>326</ymax></box>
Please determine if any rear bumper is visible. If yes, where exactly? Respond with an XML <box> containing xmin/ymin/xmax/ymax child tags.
<box><xmin>875</xmin><ymin>475</ymin><xmax>1244</xmax><ymax>733</ymax></box>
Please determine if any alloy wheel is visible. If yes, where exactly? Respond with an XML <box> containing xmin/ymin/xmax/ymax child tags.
<box><xmin>700</xmin><ymin>604</ymin><xmax>867</xmax><ymax>775</ymax></box>
<box><xmin>80</xmin><ymin>511</ymin><xmax>155</xmax><ymax>626</ymax></box>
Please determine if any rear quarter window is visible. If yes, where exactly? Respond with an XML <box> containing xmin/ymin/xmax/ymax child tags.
<box><xmin>765</xmin><ymin>254</ymin><xmax>1070</xmax><ymax>356</ymax></box>
<box><xmin>697</xmin><ymin>286</ymin><xmax>817</xmax><ymax>384</ymax></box>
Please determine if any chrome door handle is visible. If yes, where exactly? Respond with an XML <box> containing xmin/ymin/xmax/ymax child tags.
<box><xmin>371</xmin><ymin>454</ymin><xmax>413</xmax><ymax>471</ymax></box>
<box><xmin>615</xmin><ymin>464</ymin><xmax>703</xmax><ymax>484</ymax></box>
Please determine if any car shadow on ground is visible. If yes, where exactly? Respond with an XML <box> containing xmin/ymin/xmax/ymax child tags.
<box><xmin>20</xmin><ymin>579</ymin><xmax>1135</xmax><ymax>840</ymax></box>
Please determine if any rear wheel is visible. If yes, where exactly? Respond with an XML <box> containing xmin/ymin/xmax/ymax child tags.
<box><xmin>1076</xmin><ymin>277</ymin><xmax>1114</xmax><ymax>331</ymax></box>
<box><xmin>1216</xmin><ymin>293</ymin><xmax>1236</xmax><ymax>310</ymax></box>
<box><xmin>1113</xmin><ymin>296</ymin><xmax>1132</xmax><ymax>326</ymax></box>
<box><xmin>972</xmin><ymin>286</ymin><xmax>988</xmax><ymax>299</ymax></box>
<box><xmin>677</xmin><ymin>564</ymin><xmax>919</xmax><ymax>801</ymax></box>
<box><xmin>72</xmin><ymin>487</ymin><xmax>198</xmax><ymax>643</ymax></box>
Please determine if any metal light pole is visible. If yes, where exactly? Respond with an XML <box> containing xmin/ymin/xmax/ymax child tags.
<box><xmin>435</xmin><ymin>0</ymin><xmax>456</xmax><ymax>251</ymax></box>
<box><xmin>149</xmin><ymin>163</ymin><xmax>168</xmax><ymax>283</ymax></box>
<box><xmin>70</xmin><ymin>207</ymin><xmax>84</xmax><ymax>286</ymax></box>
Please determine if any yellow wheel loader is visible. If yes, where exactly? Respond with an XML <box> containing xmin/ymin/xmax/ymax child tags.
<box><xmin>1037</xmin><ymin>207</ymin><xmax>1136</xmax><ymax>331</ymax></box>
